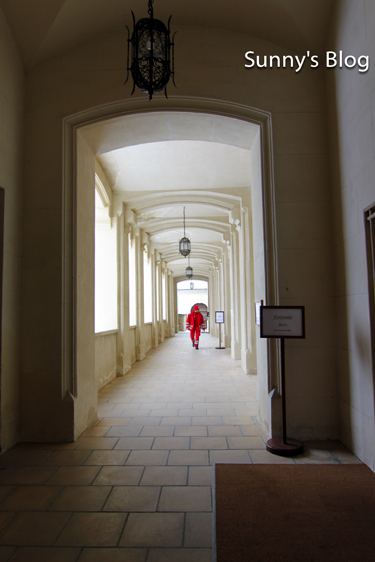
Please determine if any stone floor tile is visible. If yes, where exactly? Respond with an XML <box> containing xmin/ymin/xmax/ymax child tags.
<box><xmin>294</xmin><ymin>449</ymin><xmax>337</xmax><ymax>464</ymax></box>
<box><xmin>0</xmin><ymin>513</ymin><xmax>15</xmax><ymax>533</ymax></box>
<box><xmin>209</xmin><ymin>450</ymin><xmax>252</xmax><ymax>464</ymax></box>
<box><xmin>191</xmin><ymin>417</ymin><xmax>222</xmax><ymax>426</ymax></box>
<box><xmin>0</xmin><ymin>486</ymin><xmax>16</xmax><ymax>503</ymax></box>
<box><xmin>47</xmin><ymin>466</ymin><xmax>101</xmax><ymax>486</ymax></box>
<box><xmin>191</xmin><ymin>437</ymin><xmax>227</xmax><ymax>450</ymax></box>
<box><xmin>208</xmin><ymin>426</ymin><xmax>241</xmax><ymax>437</ymax></box>
<box><xmin>0</xmin><ymin>486</ymin><xmax>62</xmax><ymax>511</ymax></box>
<box><xmin>0</xmin><ymin>451</ymin><xmax>53</xmax><ymax>467</ymax></box>
<box><xmin>40</xmin><ymin>440</ymin><xmax>84</xmax><ymax>450</ymax></box>
<box><xmin>166</xmin><ymin>402</ymin><xmax>194</xmax><ymax>409</ymax></box>
<box><xmin>1</xmin><ymin>467</ymin><xmax>58</xmax><ymax>485</ymax></box>
<box><xmin>168</xmin><ymin>451</ymin><xmax>209</xmax><ymax>466</ymax></box>
<box><xmin>81</xmin><ymin>426</ymin><xmax>110</xmax><ymax>437</ymax></box>
<box><xmin>84</xmin><ymin>450</ymin><xmax>129</xmax><ymax>465</ymax></box>
<box><xmin>188</xmin><ymin>466</ymin><xmax>213</xmax><ymax>486</ymax></box>
<box><xmin>222</xmin><ymin>416</ymin><xmax>255</xmax><ymax>425</ymax></box>
<box><xmin>206</xmin><ymin>409</ymin><xmax>236</xmax><ymax>417</ymax></box>
<box><xmin>147</xmin><ymin>547</ymin><xmax>212</xmax><ymax>562</ymax></box>
<box><xmin>114</xmin><ymin>437</ymin><xmax>154</xmax><ymax>450</ymax></box>
<box><xmin>174</xmin><ymin>426</ymin><xmax>208</xmax><ymax>437</ymax></box>
<box><xmin>49</xmin><ymin>485</ymin><xmax>111</xmax><ymax>511</ymax></box>
<box><xmin>0</xmin><ymin>547</ymin><xmax>15</xmax><ymax>561</ymax></box>
<box><xmin>97</xmin><ymin>410</ymin><xmax>124</xmax><ymax>418</ymax></box>
<box><xmin>128</xmin><ymin>418</ymin><xmax>162</xmax><ymax>427</ymax></box>
<box><xmin>139</xmin><ymin>403</ymin><xmax>167</xmax><ymax>410</ymax></box>
<box><xmin>106</xmin><ymin>426</ymin><xmax>143</xmax><ymax>437</ymax></box>
<box><xmin>160</xmin><ymin>417</ymin><xmax>192</xmax><ymax>426</ymax></box>
<box><xmin>126</xmin><ymin>451</ymin><xmax>168</xmax><ymax>466</ymax></box>
<box><xmin>76</xmin><ymin>438</ymin><xmax>119</xmax><ymax>450</ymax></box>
<box><xmin>158</xmin><ymin>486</ymin><xmax>211</xmax><ymax>512</ymax></box>
<box><xmin>0</xmin><ymin>512</ymin><xmax>70</xmax><ymax>546</ymax></box>
<box><xmin>121</xmin><ymin>410</ymin><xmax>151</xmax><ymax>418</ymax></box>
<box><xmin>93</xmin><ymin>466</ymin><xmax>143</xmax><ymax>485</ymax></box>
<box><xmin>44</xmin><ymin>451</ymin><xmax>91</xmax><ymax>465</ymax></box>
<box><xmin>141</xmin><ymin>466</ymin><xmax>188</xmax><ymax>486</ymax></box>
<box><xmin>0</xmin><ymin>469</ymin><xmax>14</xmax><ymax>484</ymax></box>
<box><xmin>240</xmin><ymin>425</ymin><xmax>266</xmax><ymax>436</ymax></box>
<box><xmin>56</xmin><ymin>513</ymin><xmax>126</xmax><ymax>547</ymax></box>
<box><xmin>98</xmin><ymin>418</ymin><xmax>131</xmax><ymax>426</ymax></box>
<box><xmin>103</xmin><ymin>486</ymin><xmax>160</xmax><ymax>512</ymax></box>
<box><xmin>184</xmin><ymin>513</ymin><xmax>212</xmax><ymax>547</ymax></box>
<box><xmin>6</xmin><ymin>547</ymin><xmax>80</xmax><ymax>561</ymax></box>
<box><xmin>249</xmin><ymin>450</ymin><xmax>295</xmax><ymax>464</ymax></box>
<box><xmin>227</xmin><ymin>436</ymin><xmax>265</xmax><ymax>449</ymax></box>
<box><xmin>140</xmin><ymin>427</ymin><xmax>174</xmax><ymax>437</ymax></box>
<box><xmin>177</xmin><ymin>409</ymin><xmax>207</xmax><ymax>417</ymax></box>
<box><xmin>330</xmin><ymin>449</ymin><xmax>362</xmax><ymax>463</ymax></box>
<box><xmin>78</xmin><ymin>548</ymin><xmax>147</xmax><ymax>562</ymax></box>
<box><xmin>150</xmin><ymin>409</ymin><xmax>179</xmax><ymax>417</ymax></box>
<box><xmin>152</xmin><ymin>437</ymin><xmax>190</xmax><ymax>450</ymax></box>
<box><xmin>120</xmin><ymin>513</ymin><xmax>184</xmax><ymax>547</ymax></box>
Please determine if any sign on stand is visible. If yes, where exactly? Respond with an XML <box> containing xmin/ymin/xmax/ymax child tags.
<box><xmin>260</xmin><ymin>306</ymin><xmax>305</xmax><ymax>456</ymax></box>
<box><xmin>215</xmin><ymin>311</ymin><xmax>225</xmax><ymax>349</ymax></box>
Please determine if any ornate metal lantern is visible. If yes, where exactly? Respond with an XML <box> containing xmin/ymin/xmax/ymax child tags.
<box><xmin>125</xmin><ymin>0</ymin><xmax>176</xmax><ymax>101</ymax></box>
<box><xmin>186</xmin><ymin>255</ymin><xmax>193</xmax><ymax>279</ymax></box>
<box><xmin>179</xmin><ymin>206</ymin><xmax>191</xmax><ymax>257</ymax></box>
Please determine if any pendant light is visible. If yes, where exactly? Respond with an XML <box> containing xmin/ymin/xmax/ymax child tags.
<box><xmin>125</xmin><ymin>0</ymin><xmax>176</xmax><ymax>101</ymax></box>
<box><xmin>179</xmin><ymin>206</ymin><xmax>191</xmax><ymax>257</ymax></box>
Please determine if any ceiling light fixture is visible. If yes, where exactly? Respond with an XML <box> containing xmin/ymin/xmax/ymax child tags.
<box><xmin>125</xmin><ymin>0</ymin><xmax>176</xmax><ymax>101</ymax></box>
<box><xmin>179</xmin><ymin>206</ymin><xmax>191</xmax><ymax>257</ymax></box>
<box><xmin>186</xmin><ymin>255</ymin><xmax>193</xmax><ymax>279</ymax></box>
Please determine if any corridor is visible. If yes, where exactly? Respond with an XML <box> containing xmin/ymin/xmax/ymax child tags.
<box><xmin>0</xmin><ymin>333</ymin><xmax>360</xmax><ymax>562</ymax></box>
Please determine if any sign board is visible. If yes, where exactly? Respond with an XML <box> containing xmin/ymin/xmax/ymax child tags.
<box><xmin>215</xmin><ymin>311</ymin><xmax>224</xmax><ymax>324</ymax></box>
<box><xmin>260</xmin><ymin>306</ymin><xmax>305</xmax><ymax>338</ymax></box>
<box><xmin>254</xmin><ymin>300</ymin><xmax>263</xmax><ymax>326</ymax></box>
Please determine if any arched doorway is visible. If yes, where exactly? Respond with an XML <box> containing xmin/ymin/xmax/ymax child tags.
<box><xmin>64</xmin><ymin>99</ymin><xmax>278</xmax><ymax>440</ymax></box>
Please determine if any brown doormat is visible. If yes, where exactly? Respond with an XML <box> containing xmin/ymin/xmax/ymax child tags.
<box><xmin>214</xmin><ymin>463</ymin><xmax>375</xmax><ymax>562</ymax></box>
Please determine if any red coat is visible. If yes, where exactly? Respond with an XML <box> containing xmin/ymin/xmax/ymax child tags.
<box><xmin>186</xmin><ymin>310</ymin><xmax>205</xmax><ymax>331</ymax></box>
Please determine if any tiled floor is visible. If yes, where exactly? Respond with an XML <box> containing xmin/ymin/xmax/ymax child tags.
<box><xmin>0</xmin><ymin>332</ymin><xmax>361</xmax><ymax>562</ymax></box>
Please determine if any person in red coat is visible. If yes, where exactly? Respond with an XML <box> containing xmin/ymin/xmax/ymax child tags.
<box><xmin>186</xmin><ymin>305</ymin><xmax>205</xmax><ymax>349</ymax></box>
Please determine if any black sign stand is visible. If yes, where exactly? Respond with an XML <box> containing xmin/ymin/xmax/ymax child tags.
<box><xmin>260</xmin><ymin>306</ymin><xmax>305</xmax><ymax>457</ymax></box>
<box><xmin>266</xmin><ymin>338</ymin><xmax>303</xmax><ymax>456</ymax></box>
<box><xmin>215</xmin><ymin>311</ymin><xmax>225</xmax><ymax>350</ymax></box>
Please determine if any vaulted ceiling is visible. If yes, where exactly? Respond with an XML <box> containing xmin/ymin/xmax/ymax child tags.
<box><xmin>2</xmin><ymin>0</ymin><xmax>334</xmax><ymax>280</ymax></box>
<box><xmin>1</xmin><ymin>0</ymin><xmax>334</xmax><ymax>70</ymax></box>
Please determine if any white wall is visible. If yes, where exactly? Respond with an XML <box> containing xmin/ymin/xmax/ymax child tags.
<box><xmin>0</xmin><ymin>7</ymin><xmax>24</xmax><ymax>452</ymax></box>
<box><xmin>327</xmin><ymin>0</ymin><xmax>375</xmax><ymax>468</ymax></box>
<box><xmin>95</xmin><ymin>331</ymin><xmax>117</xmax><ymax>390</ymax></box>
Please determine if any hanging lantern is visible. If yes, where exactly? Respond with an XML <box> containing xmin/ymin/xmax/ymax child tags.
<box><xmin>125</xmin><ymin>0</ymin><xmax>176</xmax><ymax>101</ymax></box>
<box><xmin>179</xmin><ymin>206</ymin><xmax>191</xmax><ymax>257</ymax></box>
<box><xmin>186</xmin><ymin>255</ymin><xmax>193</xmax><ymax>279</ymax></box>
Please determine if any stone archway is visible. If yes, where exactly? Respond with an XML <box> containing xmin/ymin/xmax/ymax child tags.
<box><xmin>63</xmin><ymin>97</ymin><xmax>279</xmax><ymax>440</ymax></box>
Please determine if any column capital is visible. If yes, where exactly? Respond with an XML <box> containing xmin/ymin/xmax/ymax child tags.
<box><xmin>229</xmin><ymin>206</ymin><xmax>241</xmax><ymax>230</ymax></box>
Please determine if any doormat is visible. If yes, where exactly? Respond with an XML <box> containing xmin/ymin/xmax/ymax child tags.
<box><xmin>214</xmin><ymin>463</ymin><xmax>374</xmax><ymax>562</ymax></box>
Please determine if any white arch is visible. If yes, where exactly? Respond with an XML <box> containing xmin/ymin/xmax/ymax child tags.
<box><xmin>63</xmin><ymin>96</ymin><xmax>279</xmax><ymax>439</ymax></box>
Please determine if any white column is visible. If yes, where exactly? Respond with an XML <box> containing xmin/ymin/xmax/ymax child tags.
<box><xmin>230</xmin><ymin>222</ymin><xmax>241</xmax><ymax>359</ymax></box>
<box><xmin>115</xmin><ymin>205</ymin><xmax>135</xmax><ymax>376</ymax></box>
<box><xmin>134</xmin><ymin>227</ymin><xmax>146</xmax><ymax>361</ymax></box>
<box><xmin>151</xmin><ymin>247</ymin><xmax>158</xmax><ymax>349</ymax></box>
